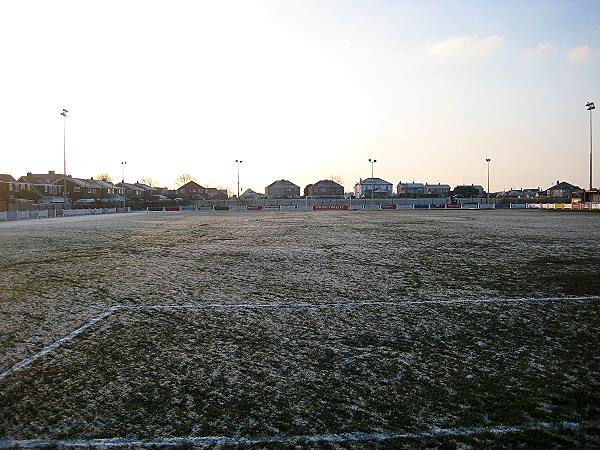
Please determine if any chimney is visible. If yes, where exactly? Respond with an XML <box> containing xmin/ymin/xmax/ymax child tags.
<box><xmin>27</xmin><ymin>172</ymin><xmax>32</xmax><ymax>177</ymax></box>
<box><xmin>48</xmin><ymin>170</ymin><xmax>55</xmax><ymax>175</ymax></box>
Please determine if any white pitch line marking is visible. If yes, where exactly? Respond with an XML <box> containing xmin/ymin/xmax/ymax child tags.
<box><xmin>1</xmin><ymin>295</ymin><xmax>599</xmax><ymax>382</ymax></box>
<box><xmin>125</xmin><ymin>295</ymin><xmax>600</xmax><ymax>310</ymax></box>
<box><xmin>0</xmin><ymin>307</ymin><xmax>121</xmax><ymax>382</ymax></box>
<box><xmin>1</xmin><ymin>421</ymin><xmax>599</xmax><ymax>448</ymax></box>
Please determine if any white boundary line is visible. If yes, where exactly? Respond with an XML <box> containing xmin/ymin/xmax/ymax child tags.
<box><xmin>1</xmin><ymin>295</ymin><xmax>600</xmax><ymax>382</ymax></box>
<box><xmin>0</xmin><ymin>307</ymin><xmax>120</xmax><ymax>382</ymax></box>
<box><xmin>1</xmin><ymin>421</ymin><xmax>599</xmax><ymax>448</ymax></box>
<box><xmin>126</xmin><ymin>295</ymin><xmax>600</xmax><ymax>310</ymax></box>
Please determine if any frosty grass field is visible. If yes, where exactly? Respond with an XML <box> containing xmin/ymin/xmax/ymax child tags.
<box><xmin>1</xmin><ymin>210</ymin><xmax>600</xmax><ymax>448</ymax></box>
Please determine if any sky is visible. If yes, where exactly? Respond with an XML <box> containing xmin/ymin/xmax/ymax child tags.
<box><xmin>1</xmin><ymin>0</ymin><xmax>599</xmax><ymax>193</ymax></box>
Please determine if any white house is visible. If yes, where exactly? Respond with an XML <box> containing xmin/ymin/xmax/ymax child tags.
<box><xmin>354</xmin><ymin>178</ymin><xmax>393</xmax><ymax>198</ymax></box>
<box><xmin>240</xmin><ymin>188</ymin><xmax>264</xmax><ymax>199</ymax></box>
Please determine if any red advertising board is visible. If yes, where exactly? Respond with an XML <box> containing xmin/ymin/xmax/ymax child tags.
<box><xmin>313</xmin><ymin>205</ymin><xmax>349</xmax><ymax>211</ymax></box>
<box><xmin>446</xmin><ymin>204</ymin><xmax>461</xmax><ymax>209</ymax></box>
<box><xmin>247</xmin><ymin>205</ymin><xmax>263</xmax><ymax>210</ymax></box>
<box><xmin>165</xmin><ymin>206</ymin><xmax>181</xmax><ymax>212</ymax></box>
<box><xmin>380</xmin><ymin>204</ymin><xmax>396</xmax><ymax>210</ymax></box>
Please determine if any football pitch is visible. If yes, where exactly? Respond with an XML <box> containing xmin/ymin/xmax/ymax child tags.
<box><xmin>1</xmin><ymin>210</ymin><xmax>600</xmax><ymax>448</ymax></box>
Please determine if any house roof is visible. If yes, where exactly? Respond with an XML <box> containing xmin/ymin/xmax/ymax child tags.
<box><xmin>425</xmin><ymin>183</ymin><xmax>450</xmax><ymax>188</ymax></box>
<box><xmin>266</xmin><ymin>179</ymin><xmax>300</xmax><ymax>189</ymax></box>
<box><xmin>359</xmin><ymin>178</ymin><xmax>392</xmax><ymax>186</ymax></box>
<box><xmin>177</xmin><ymin>180</ymin><xmax>205</xmax><ymax>190</ymax></box>
<box><xmin>19</xmin><ymin>172</ymin><xmax>65</xmax><ymax>184</ymax></box>
<box><xmin>546</xmin><ymin>181</ymin><xmax>580</xmax><ymax>191</ymax></box>
<box><xmin>116</xmin><ymin>182</ymin><xmax>141</xmax><ymax>190</ymax></box>
<box><xmin>242</xmin><ymin>188</ymin><xmax>257</xmax><ymax>194</ymax></box>
<box><xmin>134</xmin><ymin>183</ymin><xmax>156</xmax><ymax>191</ymax></box>
<box><xmin>397</xmin><ymin>182</ymin><xmax>425</xmax><ymax>188</ymax></box>
<box><xmin>313</xmin><ymin>179</ymin><xmax>343</xmax><ymax>188</ymax></box>
<box><xmin>0</xmin><ymin>174</ymin><xmax>16</xmax><ymax>182</ymax></box>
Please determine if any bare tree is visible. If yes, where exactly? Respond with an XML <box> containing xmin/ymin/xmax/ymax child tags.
<box><xmin>217</xmin><ymin>185</ymin><xmax>234</xmax><ymax>198</ymax></box>
<box><xmin>329</xmin><ymin>174</ymin><xmax>343</xmax><ymax>185</ymax></box>
<box><xmin>140</xmin><ymin>178</ymin><xmax>156</xmax><ymax>187</ymax></box>
<box><xmin>97</xmin><ymin>173</ymin><xmax>113</xmax><ymax>183</ymax></box>
<box><xmin>176</xmin><ymin>173</ymin><xmax>197</xmax><ymax>187</ymax></box>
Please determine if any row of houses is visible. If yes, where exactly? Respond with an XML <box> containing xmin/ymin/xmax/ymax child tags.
<box><xmin>0</xmin><ymin>171</ymin><xmax>169</xmax><ymax>204</ymax></box>
<box><xmin>243</xmin><ymin>178</ymin><xmax>582</xmax><ymax>200</ymax></box>
<box><xmin>2</xmin><ymin>170</ymin><xmax>588</xmax><ymax>203</ymax></box>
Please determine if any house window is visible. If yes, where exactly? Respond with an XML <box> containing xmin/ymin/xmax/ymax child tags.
<box><xmin>74</xmin><ymin>186</ymin><xmax>81</xmax><ymax>192</ymax></box>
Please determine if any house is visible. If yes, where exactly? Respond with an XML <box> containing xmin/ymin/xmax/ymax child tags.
<box><xmin>265</xmin><ymin>179</ymin><xmax>300</xmax><ymax>199</ymax></box>
<box><xmin>397</xmin><ymin>182</ymin><xmax>425</xmax><ymax>196</ymax></box>
<box><xmin>304</xmin><ymin>180</ymin><xmax>344</xmax><ymax>198</ymax></box>
<box><xmin>545</xmin><ymin>181</ymin><xmax>581</xmax><ymax>198</ymax></box>
<box><xmin>583</xmin><ymin>189</ymin><xmax>600</xmax><ymax>202</ymax></box>
<box><xmin>51</xmin><ymin>177</ymin><xmax>123</xmax><ymax>202</ymax></box>
<box><xmin>134</xmin><ymin>183</ymin><xmax>158</xmax><ymax>200</ymax></box>
<box><xmin>51</xmin><ymin>177</ymin><xmax>97</xmax><ymax>202</ymax></box>
<box><xmin>0</xmin><ymin>174</ymin><xmax>16</xmax><ymax>200</ymax></box>
<box><xmin>177</xmin><ymin>181</ymin><xmax>207</xmax><ymax>200</ymax></box>
<box><xmin>18</xmin><ymin>171</ymin><xmax>64</xmax><ymax>199</ymax></box>
<box><xmin>424</xmin><ymin>183</ymin><xmax>451</xmax><ymax>197</ymax></box>
<box><xmin>204</xmin><ymin>187</ymin><xmax>228</xmax><ymax>200</ymax></box>
<box><xmin>116</xmin><ymin>182</ymin><xmax>145</xmax><ymax>199</ymax></box>
<box><xmin>240</xmin><ymin>188</ymin><xmax>264</xmax><ymax>200</ymax></box>
<box><xmin>452</xmin><ymin>184</ymin><xmax>486</xmax><ymax>198</ymax></box>
<box><xmin>176</xmin><ymin>181</ymin><xmax>226</xmax><ymax>200</ymax></box>
<box><xmin>497</xmin><ymin>188</ymin><xmax>524</xmax><ymax>198</ymax></box>
<box><xmin>354</xmin><ymin>178</ymin><xmax>393</xmax><ymax>198</ymax></box>
<box><xmin>522</xmin><ymin>188</ymin><xmax>541</xmax><ymax>198</ymax></box>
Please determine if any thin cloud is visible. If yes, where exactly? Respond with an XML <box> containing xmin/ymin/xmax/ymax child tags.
<box><xmin>520</xmin><ymin>42</ymin><xmax>553</xmax><ymax>62</ymax></box>
<box><xmin>566</xmin><ymin>45</ymin><xmax>592</xmax><ymax>64</ymax></box>
<box><xmin>428</xmin><ymin>35</ymin><xmax>506</xmax><ymax>59</ymax></box>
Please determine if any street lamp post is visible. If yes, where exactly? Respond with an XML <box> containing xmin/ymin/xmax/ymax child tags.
<box><xmin>60</xmin><ymin>109</ymin><xmax>68</xmax><ymax>210</ymax></box>
<box><xmin>235</xmin><ymin>160</ymin><xmax>243</xmax><ymax>206</ymax></box>
<box><xmin>586</xmin><ymin>102</ymin><xmax>595</xmax><ymax>191</ymax></box>
<box><xmin>121</xmin><ymin>161</ymin><xmax>127</xmax><ymax>208</ymax></box>
<box><xmin>486</xmin><ymin>158</ymin><xmax>491</xmax><ymax>203</ymax></box>
<box><xmin>368</xmin><ymin>158</ymin><xmax>377</xmax><ymax>202</ymax></box>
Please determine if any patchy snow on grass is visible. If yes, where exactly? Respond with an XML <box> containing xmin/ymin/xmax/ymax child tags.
<box><xmin>1</xmin><ymin>211</ymin><xmax>600</xmax><ymax>447</ymax></box>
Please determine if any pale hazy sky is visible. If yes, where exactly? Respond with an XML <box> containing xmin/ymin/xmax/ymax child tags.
<box><xmin>1</xmin><ymin>0</ymin><xmax>599</xmax><ymax>192</ymax></box>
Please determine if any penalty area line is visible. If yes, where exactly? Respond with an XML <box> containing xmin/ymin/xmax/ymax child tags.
<box><xmin>125</xmin><ymin>295</ymin><xmax>600</xmax><ymax>310</ymax></box>
<box><xmin>2</xmin><ymin>295</ymin><xmax>599</xmax><ymax>382</ymax></box>
<box><xmin>0</xmin><ymin>307</ymin><xmax>120</xmax><ymax>382</ymax></box>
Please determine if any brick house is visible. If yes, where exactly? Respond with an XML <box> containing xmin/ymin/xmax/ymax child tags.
<box><xmin>18</xmin><ymin>171</ymin><xmax>64</xmax><ymax>199</ymax></box>
<box><xmin>0</xmin><ymin>174</ymin><xmax>17</xmax><ymax>200</ymax></box>
<box><xmin>265</xmin><ymin>179</ymin><xmax>300</xmax><ymax>199</ymax></box>
<box><xmin>304</xmin><ymin>180</ymin><xmax>344</xmax><ymax>198</ymax></box>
